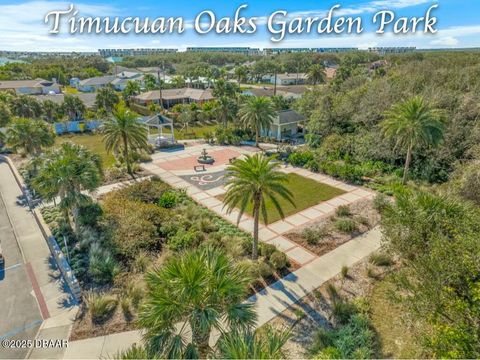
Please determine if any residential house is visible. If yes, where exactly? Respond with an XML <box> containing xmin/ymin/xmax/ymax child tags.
<box><xmin>76</xmin><ymin>75</ymin><xmax>116</xmax><ymax>92</ymax></box>
<box><xmin>271</xmin><ymin>73</ymin><xmax>308</xmax><ymax>85</ymax></box>
<box><xmin>132</xmin><ymin>88</ymin><xmax>215</xmax><ymax>108</ymax></box>
<box><xmin>261</xmin><ymin>109</ymin><xmax>305</xmax><ymax>141</ymax></box>
<box><xmin>0</xmin><ymin>79</ymin><xmax>61</xmax><ymax>95</ymax></box>
<box><xmin>243</xmin><ymin>85</ymin><xmax>309</xmax><ymax>100</ymax></box>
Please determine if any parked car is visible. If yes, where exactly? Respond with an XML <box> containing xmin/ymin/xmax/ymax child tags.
<box><xmin>0</xmin><ymin>243</ymin><xmax>4</xmax><ymax>265</ymax></box>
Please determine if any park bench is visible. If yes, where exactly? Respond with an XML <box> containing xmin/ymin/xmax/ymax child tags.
<box><xmin>194</xmin><ymin>165</ymin><xmax>206</xmax><ymax>172</ymax></box>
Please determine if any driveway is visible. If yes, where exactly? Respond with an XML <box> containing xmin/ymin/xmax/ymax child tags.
<box><xmin>0</xmin><ymin>192</ymin><xmax>42</xmax><ymax>359</ymax></box>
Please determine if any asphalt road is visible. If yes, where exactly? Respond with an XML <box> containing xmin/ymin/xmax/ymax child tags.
<box><xmin>0</xmin><ymin>193</ymin><xmax>42</xmax><ymax>359</ymax></box>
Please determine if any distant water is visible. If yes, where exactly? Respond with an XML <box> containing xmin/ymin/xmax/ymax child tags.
<box><xmin>0</xmin><ymin>58</ymin><xmax>25</xmax><ymax>65</ymax></box>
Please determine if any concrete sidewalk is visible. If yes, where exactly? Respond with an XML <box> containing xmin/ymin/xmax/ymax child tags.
<box><xmin>0</xmin><ymin>159</ymin><xmax>78</xmax><ymax>359</ymax></box>
<box><xmin>63</xmin><ymin>226</ymin><xmax>381</xmax><ymax>359</ymax></box>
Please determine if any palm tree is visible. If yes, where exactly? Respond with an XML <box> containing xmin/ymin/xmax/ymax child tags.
<box><xmin>238</xmin><ymin>96</ymin><xmax>275</xmax><ymax>147</ymax></box>
<box><xmin>307</xmin><ymin>64</ymin><xmax>326</xmax><ymax>85</ymax></box>
<box><xmin>42</xmin><ymin>99</ymin><xmax>61</xmax><ymax>123</ymax></box>
<box><xmin>216</xmin><ymin>327</ymin><xmax>290</xmax><ymax>359</ymax></box>
<box><xmin>216</xmin><ymin>96</ymin><xmax>237</xmax><ymax>128</ymax></box>
<box><xmin>122</xmin><ymin>81</ymin><xmax>141</xmax><ymax>103</ymax></box>
<box><xmin>5</xmin><ymin>118</ymin><xmax>55</xmax><ymax>156</ymax></box>
<box><xmin>381</xmin><ymin>96</ymin><xmax>444</xmax><ymax>184</ymax></box>
<box><xmin>95</xmin><ymin>86</ymin><xmax>119</xmax><ymax>113</ymax></box>
<box><xmin>11</xmin><ymin>95</ymin><xmax>43</xmax><ymax>118</ymax></box>
<box><xmin>0</xmin><ymin>102</ymin><xmax>11</xmax><ymax>127</ymax></box>
<box><xmin>32</xmin><ymin>142</ymin><xmax>102</xmax><ymax>225</ymax></box>
<box><xmin>223</xmin><ymin>154</ymin><xmax>294</xmax><ymax>259</ymax></box>
<box><xmin>143</xmin><ymin>73</ymin><xmax>157</xmax><ymax>91</ymax></box>
<box><xmin>62</xmin><ymin>95</ymin><xmax>86</xmax><ymax>120</ymax></box>
<box><xmin>234</xmin><ymin>66</ymin><xmax>249</xmax><ymax>85</ymax></box>
<box><xmin>138</xmin><ymin>247</ymin><xmax>256</xmax><ymax>359</ymax></box>
<box><xmin>101</xmin><ymin>103</ymin><xmax>148</xmax><ymax>178</ymax></box>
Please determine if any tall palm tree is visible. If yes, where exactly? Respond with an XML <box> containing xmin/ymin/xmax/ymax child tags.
<box><xmin>62</xmin><ymin>95</ymin><xmax>86</xmax><ymax>120</ymax></box>
<box><xmin>32</xmin><ymin>142</ymin><xmax>102</xmax><ymax>225</ymax></box>
<box><xmin>95</xmin><ymin>86</ymin><xmax>119</xmax><ymax>113</ymax></box>
<box><xmin>143</xmin><ymin>73</ymin><xmax>157</xmax><ymax>91</ymax></box>
<box><xmin>216</xmin><ymin>327</ymin><xmax>290</xmax><ymax>359</ymax></box>
<box><xmin>381</xmin><ymin>96</ymin><xmax>444</xmax><ymax>184</ymax></box>
<box><xmin>5</xmin><ymin>118</ymin><xmax>55</xmax><ymax>157</ymax></box>
<box><xmin>216</xmin><ymin>96</ymin><xmax>237</xmax><ymax>128</ymax></box>
<box><xmin>239</xmin><ymin>96</ymin><xmax>276</xmax><ymax>147</ymax></box>
<box><xmin>122</xmin><ymin>81</ymin><xmax>141</xmax><ymax>103</ymax></box>
<box><xmin>101</xmin><ymin>103</ymin><xmax>148</xmax><ymax>178</ymax></box>
<box><xmin>138</xmin><ymin>247</ymin><xmax>256</xmax><ymax>359</ymax></box>
<box><xmin>307</xmin><ymin>64</ymin><xmax>326</xmax><ymax>85</ymax></box>
<box><xmin>234</xmin><ymin>66</ymin><xmax>249</xmax><ymax>85</ymax></box>
<box><xmin>223</xmin><ymin>154</ymin><xmax>294</xmax><ymax>259</ymax></box>
<box><xmin>42</xmin><ymin>99</ymin><xmax>61</xmax><ymax>123</ymax></box>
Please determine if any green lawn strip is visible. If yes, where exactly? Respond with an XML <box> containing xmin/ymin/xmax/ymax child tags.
<box><xmin>218</xmin><ymin>173</ymin><xmax>345</xmax><ymax>224</ymax></box>
<box><xmin>54</xmin><ymin>133</ymin><xmax>116</xmax><ymax>168</ymax></box>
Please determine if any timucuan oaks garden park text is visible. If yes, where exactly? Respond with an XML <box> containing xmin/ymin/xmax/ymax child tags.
<box><xmin>45</xmin><ymin>3</ymin><xmax>438</xmax><ymax>42</ymax></box>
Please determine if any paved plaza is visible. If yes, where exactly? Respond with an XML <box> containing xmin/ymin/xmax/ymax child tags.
<box><xmin>142</xmin><ymin>144</ymin><xmax>376</xmax><ymax>267</ymax></box>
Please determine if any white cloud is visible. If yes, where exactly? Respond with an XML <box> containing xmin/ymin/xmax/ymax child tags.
<box><xmin>431</xmin><ymin>36</ymin><xmax>459</xmax><ymax>46</ymax></box>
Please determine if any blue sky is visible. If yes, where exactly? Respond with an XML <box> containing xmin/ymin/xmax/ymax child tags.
<box><xmin>0</xmin><ymin>0</ymin><xmax>479</xmax><ymax>51</ymax></box>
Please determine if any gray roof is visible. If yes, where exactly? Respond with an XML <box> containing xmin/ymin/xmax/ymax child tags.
<box><xmin>273</xmin><ymin>110</ymin><xmax>305</xmax><ymax>125</ymax></box>
<box><xmin>78</xmin><ymin>75</ymin><xmax>115</xmax><ymax>86</ymax></box>
<box><xmin>33</xmin><ymin>93</ymin><xmax>97</xmax><ymax>108</ymax></box>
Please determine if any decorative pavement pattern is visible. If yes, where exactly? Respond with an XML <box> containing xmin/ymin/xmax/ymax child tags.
<box><xmin>179</xmin><ymin>170</ymin><xmax>227</xmax><ymax>190</ymax></box>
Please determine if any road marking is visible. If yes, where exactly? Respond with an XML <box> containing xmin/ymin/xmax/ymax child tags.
<box><xmin>25</xmin><ymin>263</ymin><xmax>50</xmax><ymax>320</ymax></box>
<box><xmin>0</xmin><ymin>319</ymin><xmax>43</xmax><ymax>340</ymax></box>
<box><xmin>0</xmin><ymin>263</ymin><xmax>22</xmax><ymax>272</ymax></box>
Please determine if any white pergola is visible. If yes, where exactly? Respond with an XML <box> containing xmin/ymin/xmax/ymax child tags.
<box><xmin>140</xmin><ymin>114</ymin><xmax>175</xmax><ymax>146</ymax></box>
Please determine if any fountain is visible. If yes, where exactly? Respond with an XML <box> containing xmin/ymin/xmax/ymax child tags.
<box><xmin>197</xmin><ymin>148</ymin><xmax>215</xmax><ymax>165</ymax></box>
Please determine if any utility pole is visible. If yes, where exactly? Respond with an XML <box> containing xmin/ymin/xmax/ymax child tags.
<box><xmin>273</xmin><ymin>69</ymin><xmax>277</xmax><ymax>96</ymax></box>
<box><xmin>157</xmin><ymin>70</ymin><xmax>164</xmax><ymax>111</ymax></box>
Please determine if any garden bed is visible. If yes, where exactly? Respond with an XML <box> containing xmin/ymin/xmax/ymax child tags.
<box><xmin>41</xmin><ymin>178</ymin><xmax>296</xmax><ymax>341</ymax></box>
<box><xmin>285</xmin><ymin>199</ymin><xmax>380</xmax><ymax>257</ymax></box>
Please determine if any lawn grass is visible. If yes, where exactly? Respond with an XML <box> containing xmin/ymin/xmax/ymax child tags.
<box><xmin>369</xmin><ymin>277</ymin><xmax>424</xmax><ymax>358</ymax></box>
<box><xmin>218</xmin><ymin>173</ymin><xmax>345</xmax><ymax>224</ymax></box>
<box><xmin>54</xmin><ymin>133</ymin><xmax>116</xmax><ymax>168</ymax></box>
<box><xmin>152</xmin><ymin>124</ymin><xmax>218</xmax><ymax>140</ymax></box>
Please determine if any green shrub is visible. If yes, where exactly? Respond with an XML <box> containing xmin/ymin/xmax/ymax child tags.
<box><xmin>288</xmin><ymin>151</ymin><xmax>314</xmax><ymax>167</ymax></box>
<box><xmin>373</xmin><ymin>193</ymin><xmax>390</xmax><ymax>212</ymax></box>
<box><xmin>334</xmin><ymin>218</ymin><xmax>358</xmax><ymax>233</ymax></box>
<box><xmin>167</xmin><ymin>228</ymin><xmax>199</xmax><ymax>251</ymax></box>
<box><xmin>302</xmin><ymin>227</ymin><xmax>328</xmax><ymax>245</ymax></box>
<box><xmin>341</xmin><ymin>265</ymin><xmax>349</xmax><ymax>279</ymax></box>
<box><xmin>88</xmin><ymin>243</ymin><xmax>120</xmax><ymax>285</ymax></box>
<box><xmin>269</xmin><ymin>251</ymin><xmax>287</xmax><ymax>270</ymax></box>
<box><xmin>132</xmin><ymin>251</ymin><xmax>152</xmax><ymax>273</ymax></box>
<box><xmin>332</xmin><ymin>301</ymin><xmax>358</xmax><ymax>325</ymax></box>
<box><xmin>335</xmin><ymin>205</ymin><xmax>351</xmax><ymax>217</ymax></box>
<box><xmin>112</xmin><ymin>179</ymin><xmax>170</xmax><ymax>204</ymax></box>
<box><xmin>369</xmin><ymin>253</ymin><xmax>394</xmax><ymax>267</ymax></box>
<box><xmin>76</xmin><ymin>203</ymin><xmax>103</xmax><ymax>227</ymax></box>
<box><xmin>257</xmin><ymin>261</ymin><xmax>274</xmax><ymax>278</ymax></box>
<box><xmin>158</xmin><ymin>190</ymin><xmax>178</xmax><ymax>208</ymax></box>
<box><xmin>119</xmin><ymin>296</ymin><xmax>132</xmax><ymax>318</ymax></box>
<box><xmin>260</xmin><ymin>243</ymin><xmax>277</xmax><ymax>258</ymax></box>
<box><xmin>85</xmin><ymin>292</ymin><xmax>118</xmax><ymax>322</ymax></box>
<box><xmin>315</xmin><ymin>346</ymin><xmax>343</xmax><ymax>359</ymax></box>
